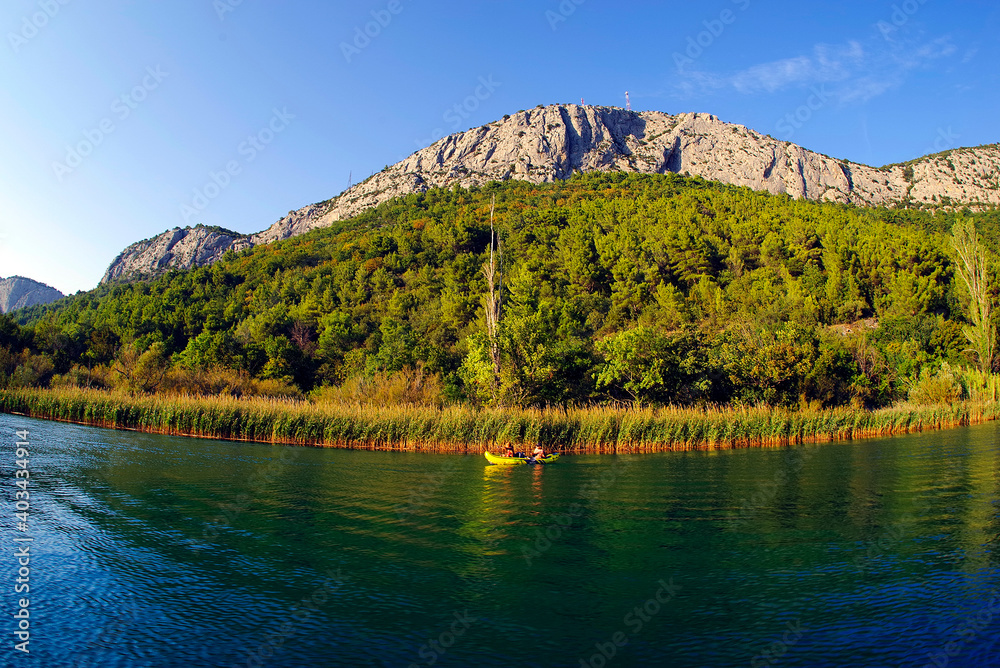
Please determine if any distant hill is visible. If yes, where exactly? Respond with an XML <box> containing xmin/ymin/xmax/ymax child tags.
<box><xmin>101</xmin><ymin>104</ymin><xmax>1000</xmax><ymax>283</ymax></box>
<box><xmin>0</xmin><ymin>276</ymin><xmax>63</xmax><ymax>313</ymax></box>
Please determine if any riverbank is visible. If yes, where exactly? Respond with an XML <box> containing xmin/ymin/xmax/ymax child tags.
<box><xmin>2</xmin><ymin>387</ymin><xmax>997</xmax><ymax>453</ymax></box>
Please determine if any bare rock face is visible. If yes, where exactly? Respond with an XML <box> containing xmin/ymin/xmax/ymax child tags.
<box><xmin>250</xmin><ymin>203</ymin><xmax>338</xmax><ymax>245</ymax></box>
<box><xmin>101</xmin><ymin>105</ymin><xmax>1000</xmax><ymax>283</ymax></box>
<box><xmin>257</xmin><ymin>105</ymin><xmax>1000</xmax><ymax>240</ymax></box>
<box><xmin>101</xmin><ymin>225</ymin><xmax>252</xmax><ymax>284</ymax></box>
<box><xmin>0</xmin><ymin>276</ymin><xmax>64</xmax><ymax>313</ymax></box>
<box><xmin>907</xmin><ymin>149</ymin><xmax>1000</xmax><ymax>205</ymax></box>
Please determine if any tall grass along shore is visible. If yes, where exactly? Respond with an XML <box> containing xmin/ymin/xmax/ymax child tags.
<box><xmin>2</xmin><ymin>387</ymin><xmax>997</xmax><ymax>454</ymax></box>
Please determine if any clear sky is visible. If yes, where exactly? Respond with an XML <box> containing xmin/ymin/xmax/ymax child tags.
<box><xmin>1</xmin><ymin>0</ymin><xmax>996</xmax><ymax>295</ymax></box>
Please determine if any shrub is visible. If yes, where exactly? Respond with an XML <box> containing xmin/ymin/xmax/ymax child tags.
<box><xmin>908</xmin><ymin>363</ymin><xmax>963</xmax><ymax>404</ymax></box>
<box><xmin>952</xmin><ymin>366</ymin><xmax>1000</xmax><ymax>403</ymax></box>
<box><xmin>50</xmin><ymin>364</ymin><xmax>113</xmax><ymax>390</ymax></box>
<box><xmin>311</xmin><ymin>365</ymin><xmax>443</xmax><ymax>408</ymax></box>
<box><xmin>10</xmin><ymin>354</ymin><xmax>55</xmax><ymax>388</ymax></box>
<box><xmin>160</xmin><ymin>366</ymin><xmax>301</xmax><ymax>399</ymax></box>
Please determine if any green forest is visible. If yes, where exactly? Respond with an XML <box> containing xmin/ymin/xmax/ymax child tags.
<box><xmin>4</xmin><ymin>172</ymin><xmax>1000</xmax><ymax>410</ymax></box>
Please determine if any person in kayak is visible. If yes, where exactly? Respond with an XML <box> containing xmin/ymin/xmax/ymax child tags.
<box><xmin>528</xmin><ymin>445</ymin><xmax>545</xmax><ymax>463</ymax></box>
<box><xmin>503</xmin><ymin>445</ymin><xmax>515</xmax><ymax>458</ymax></box>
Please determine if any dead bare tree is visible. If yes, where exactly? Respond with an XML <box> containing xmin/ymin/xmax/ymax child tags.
<box><xmin>290</xmin><ymin>320</ymin><xmax>316</xmax><ymax>356</ymax></box>
<box><xmin>482</xmin><ymin>194</ymin><xmax>503</xmax><ymax>379</ymax></box>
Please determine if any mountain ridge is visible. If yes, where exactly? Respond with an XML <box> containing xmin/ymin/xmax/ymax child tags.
<box><xmin>101</xmin><ymin>225</ymin><xmax>253</xmax><ymax>284</ymax></box>
<box><xmin>0</xmin><ymin>276</ymin><xmax>64</xmax><ymax>313</ymax></box>
<box><xmin>101</xmin><ymin>104</ymin><xmax>1000</xmax><ymax>284</ymax></box>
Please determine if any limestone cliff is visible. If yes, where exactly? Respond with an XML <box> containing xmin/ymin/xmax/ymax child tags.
<box><xmin>101</xmin><ymin>225</ymin><xmax>252</xmax><ymax>283</ymax></box>
<box><xmin>0</xmin><ymin>276</ymin><xmax>64</xmax><ymax>313</ymax></box>
<box><xmin>101</xmin><ymin>104</ymin><xmax>1000</xmax><ymax>283</ymax></box>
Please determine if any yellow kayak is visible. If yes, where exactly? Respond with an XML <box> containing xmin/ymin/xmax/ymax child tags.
<box><xmin>484</xmin><ymin>452</ymin><xmax>560</xmax><ymax>466</ymax></box>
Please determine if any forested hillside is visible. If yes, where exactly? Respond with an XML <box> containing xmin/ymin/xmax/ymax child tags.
<box><xmin>5</xmin><ymin>173</ymin><xmax>999</xmax><ymax>409</ymax></box>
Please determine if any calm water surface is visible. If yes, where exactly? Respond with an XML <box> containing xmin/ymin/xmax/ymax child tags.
<box><xmin>1</xmin><ymin>413</ymin><xmax>998</xmax><ymax>667</ymax></box>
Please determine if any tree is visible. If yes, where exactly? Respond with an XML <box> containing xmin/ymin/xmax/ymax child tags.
<box><xmin>950</xmin><ymin>219</ymin><xmax>995</xmax><ymax>373</ymax></box>
<box><xmin>113</xmin><ymin>342</ymin><xmax>168</xmax><ymax>393</ymax></box>
<box><xmin>595</xmin><ymin>327</ymin><xmax>712</xmax><ymax>406</ymax></box>
<box><xmin>482</xmin><ymin>194</ymin><xmax>503</xmax><ymax>379</ymax></box>
<box><xmin>290</xmin><ymin>320</ymin><xmax>317</xmax><ymax>356</ymax></box>
<box><xmin>595</xmin><ymin>329</ymin><xmax>663</xmax><ymax>405</ymax></box>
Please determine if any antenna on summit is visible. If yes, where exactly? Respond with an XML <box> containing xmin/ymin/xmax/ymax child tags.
<box><xmin>581</xmin><ymin>97</ymin><xmax>585</xmax><ymax>106</ymax></box>
<box><xmin>625</xmin><ymin>91</ymin><xmax>631</xmax><ymax>111</ymax></box>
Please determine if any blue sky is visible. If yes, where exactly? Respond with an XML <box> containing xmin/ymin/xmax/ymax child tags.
<box><xmin>1</xmin><ymin>0</ymin><xmax>996</xmax><ymax>295</ymax></box>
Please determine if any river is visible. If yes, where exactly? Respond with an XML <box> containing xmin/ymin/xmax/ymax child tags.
<box><xmin>1</xmin><ymin>413</ymin><xmax>998</xmax><ymax>667</ymax></box>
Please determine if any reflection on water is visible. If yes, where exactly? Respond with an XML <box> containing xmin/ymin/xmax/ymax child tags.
<box><xmin>1</xmin><ymin>414</ymin><xmax>998</xmax><ymax>667</ymax></box>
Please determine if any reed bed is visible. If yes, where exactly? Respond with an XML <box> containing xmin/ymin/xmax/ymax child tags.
<box><xmin>2</xmin><ymin>387</ymin><xmax>997</xmax><ymax>454</ymax></box>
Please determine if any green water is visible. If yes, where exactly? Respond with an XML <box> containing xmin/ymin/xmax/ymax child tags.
<box><xmin>2</xmin><ymin>413</ymin><xmax>998</xmax><ymax>667</ymax></box>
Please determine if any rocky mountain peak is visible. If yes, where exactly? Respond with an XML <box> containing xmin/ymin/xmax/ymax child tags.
<box><xmin>100</xmin><ymin>104</ymin><xmax>1000</xmax><ymax>284</ymax></box>
<box><xmin>101</xmin><ymin>225</ymin><xmax>252</xmax><ymax>284</ymax></box>
<box><xmin>0</xmin><ymin>276</ymin><xmax>64</xmax><ymax>313</ymax></box>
